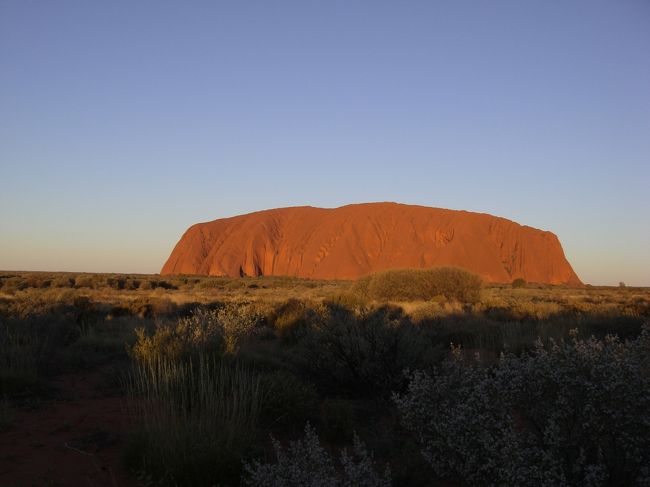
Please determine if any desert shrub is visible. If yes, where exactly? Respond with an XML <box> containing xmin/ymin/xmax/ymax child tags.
<box><xmin>124</xmin><ymin>297</ymin><xmax>176</xmax><ymax>318</ymax></box>
<box><xmin>408</xmin><ymin>301</ymin><xmax>446</xmax><ymax>323</ymax></box>
<box><xmin>130</xmin><ymin>304</ymin><xmax>261</xmax><ymax>362</ymax></box>
<box><xmin>320</xmin><ymin>398</ymin><xmax>355</xmax><ymax>443</ymax></box>
<box><xmin>512</xmin><ymin>277</ymin><xmax>527</xmax><ymax>288</ymax></box>
<box><xmin>2</xmin><ymin>300</ymin><xmax>93</xmax><ymax>386</ymax></box>
<box><xmin>259</xmin><ymin>370</ymin><xmax>319</xmax><ymax>430</ymax></box>
<box><xmin>74</xmin><ymin>275</ymin><xmax>95</xmax><ymax>288</ymax></box>
<box><xmin>23</xmin><ymin>275</ymin><xmax>52</xmax><ymax>289</ymax></box>
<box><xmin>123</xmin><ymin>279</ymin><xmax>139</xmax><ymax>290</ymax></box>
<box><xmin>131</xmin><ymin>310</ymin><xmax>225</xmax><ymax>362</ymax></box>
<box><xmin>334</xmin><ymin>291</ymin><xmax>368</xmax><ymax>309</ymax></box>
<box><xmin>125</xmin><ymin>356</ymin><xmax>262</xmax><ymax>486</ymax></box>
<box><xmin>216</xmin><ymin>302</ymin><xmax>263</xmax><ymax>353</ymax></box>
<box><xmin>196</xmin><ymin>278</ymin><xmax>222</xmax><ymax>289</ymax></box>
<box><xmin>395</xmin><ymin>327</ymin><xmax>650</xmax><ymax>486</ymax></box>
<box><xmin>157</xmin><ymin>280</ymin><xmax>177</xmax><ymax>290</ymax></box>
<box><xmin>296</xmin><ymin>304</ymin><xmax>437</xmax><ymax>397</ymax></box>
<box><xmin>1</xmin><ymin>277</ymin><xmax>27</xmax><ymax>294</ymax></box>
<box><xmin>124</xmin><ymin>298</ymin><xmax>153</xmax><ymax>318</ymax></box>
<box><xmin>0</xmin><ymin>325</ymin><xmax>43</xmax><ymax>394</ymax></box>
<box><xmin>52</xmin><ymin>276</ymin><xmax>75</xmax><ymax>288</ymax></box>
<box><xmin>63</xmin><ymin>316</ymin><xmax>135</xmax><ymax>368</ymax></box>
<box><xmin>224</xmin><ymin>279</ymin><xmax>248</xmax><ymax>290</ymax></box>
<box><xmin>168</xmin><ymin>277</ymin><xmax>194</xmax><ymax>289</ymax></box>
<box><xmin>271</xmin><ymin>298</ymin><xmax>319</xmax><ymax>343</ymax></box>
<box><xmin>138</xmin><ymin>279</ymin><xmax>154</xmax><ymax>290</ymax></box>
<box><xmin>106</xmin><ymin>277</ymin><xmax>126</xmax><ymax>290</ymax></box>
<box><xmin>243</xmin><ymin>423</ymin><xmax>391</xmax><ymax>487</ymax></box>
<box><xmin>351</xmin><ymin>268</ymin><xmax>481</xmax><ymax>304</ymax></box>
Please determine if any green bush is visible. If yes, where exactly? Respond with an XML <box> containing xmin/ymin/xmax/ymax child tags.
<box><xmin>351</xmin><ymin>268</ymin><xmax>481</xmax><ymax>303</ymax></box>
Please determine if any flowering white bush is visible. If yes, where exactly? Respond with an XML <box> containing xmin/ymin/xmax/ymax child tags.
<box><xmin>395</xmin><ymin>326</ymin><xmax>650</xmax><ymax>486</ymax></box>
<box><xmin>243</xmin><ymin>423</ymin><xmax>391</xmax><ymax>487</ymax></box>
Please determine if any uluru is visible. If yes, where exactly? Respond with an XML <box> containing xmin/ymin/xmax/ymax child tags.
<box><xmin>161</xmin><ymin>202</ymin><xmax>582</xmax><ymax>285</ymax></box>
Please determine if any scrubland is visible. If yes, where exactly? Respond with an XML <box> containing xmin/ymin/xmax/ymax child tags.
<box><xmin>1</xmin><ymin>270</ymin><xmax>649</xmax><ymax>486</ymax></box>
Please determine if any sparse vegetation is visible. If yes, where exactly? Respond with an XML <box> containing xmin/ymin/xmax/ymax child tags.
<box><xmin>124</xmin><ymin>355</ymin><xmax>262</xmax><ymax>486</ymax></box>
<box><xmin>243</xmin><ymin>423</ymin><xmax>391</xmax><ymax>487</ymax></box>
<box><xmin>0</xmin><ymin>396</ymin><xmax>14</xmax><ymax>431</ymax></box>
<box><xmin>350</xmin><ymin>267</ymin><xmax>482</xmax><ymax>303</ymax></box>
<box><xmin>395</xmin><ymin>328</ymin><xmax>650</xmax><ymax>486</ymax></box>
<box><xmin>294</xmin><ymin>303</ymin><xmax>439</xmax><ymax>397</ymax></box>
<box><xmin>1</xmin><ymin>271</ymin><xmax>649</xmax><ymax>486</ymax></box>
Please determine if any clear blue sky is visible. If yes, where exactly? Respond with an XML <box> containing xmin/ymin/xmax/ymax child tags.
<box><xmin>1</xmin><ymin>1</ymin><xmax>649</xmax><ymax>285</ymax></box>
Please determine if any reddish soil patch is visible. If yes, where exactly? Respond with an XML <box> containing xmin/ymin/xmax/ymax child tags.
<box><xmin>0</xmin><ymin>368</ymin><xmax>136</xmax><ymax>487</ymax></box>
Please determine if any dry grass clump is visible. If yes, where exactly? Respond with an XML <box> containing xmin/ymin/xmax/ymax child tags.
<box><xmin>351</xmin><ymin>268</ymin><xmax>482</xmax><ymax>304</ymax></box>
<box><xmin>125</xmin><ymin>355</ymin><xmax>262</xmax><ymax>486</ymax></box>
<box><xmin>0</xmin><ymin>325</ymin><xmax>43</xmax><ymax>394</ymax></box>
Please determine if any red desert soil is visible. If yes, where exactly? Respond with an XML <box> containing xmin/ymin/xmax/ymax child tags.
<box><xmin>0</xmin><ymin>367</ymin><xmax>136</xmax><ymax>487</ymax></box>
<box><xmin>162</xmin><ymin>202</ymin><xmax>582</xmax><ymax>285</ymax></box>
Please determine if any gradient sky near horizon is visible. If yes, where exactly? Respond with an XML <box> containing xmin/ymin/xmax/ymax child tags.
<box><xmin>1</xmin><ymin>1</ymin><xmax>649</xmax><ymax>286</ymax></box>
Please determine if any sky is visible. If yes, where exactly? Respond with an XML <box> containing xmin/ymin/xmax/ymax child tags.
<box><xmin>1</xmin><ymin>1</ymin><xmax>649</xmax><ymax>286</ymax></box>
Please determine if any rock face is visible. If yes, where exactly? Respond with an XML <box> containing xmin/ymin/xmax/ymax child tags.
<box><xmin>161</xmin><ymin>203</ymin><xmax>582</xmax><ymax>285</ymax></box>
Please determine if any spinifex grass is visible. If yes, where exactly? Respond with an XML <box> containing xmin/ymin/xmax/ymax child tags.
<box><xmin>125</xmin><ymin>354</ymin><xmax>262</xmax><ymax>486</ymax></box>
<box><xmin>0</xmin><ymin>324</ymin><xmax>45</xmax><ymax>395</ymax></box>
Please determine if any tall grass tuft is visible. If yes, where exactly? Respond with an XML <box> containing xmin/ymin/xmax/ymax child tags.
<box><xmin>124</xmin><ymin>354</ymin><xmax>262</xmax><ymax>486</ymax></box>
<box><xmin>0</xmin><ymin>324</ymin><xmax>46</xmax><ymax>394</ymax></box>
<box><xmin>0</xmin><ymin>396</ymin><xmax>14</xmax><ymax>431</ymax></box>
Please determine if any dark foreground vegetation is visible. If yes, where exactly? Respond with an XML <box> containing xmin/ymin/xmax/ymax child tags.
<box><xmin>1</xmin><ymin>270</ymin><xmax>649</xmax><ymax>486</ymax></box>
